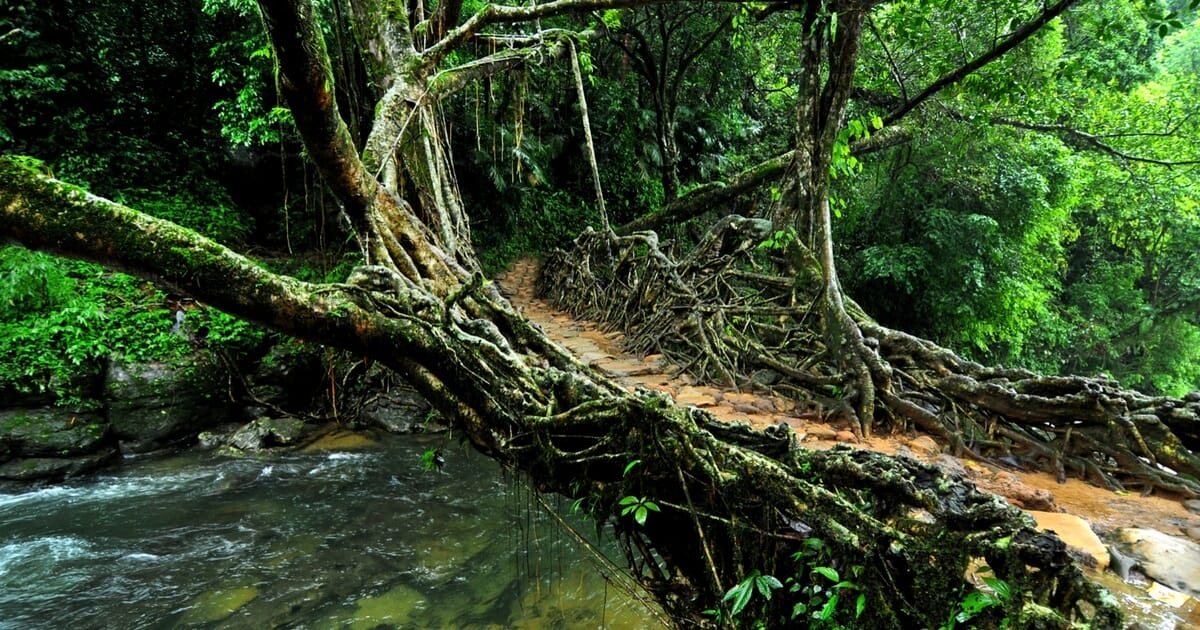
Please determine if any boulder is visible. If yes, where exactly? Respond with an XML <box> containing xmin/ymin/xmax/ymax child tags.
<box><xmin>245</xmin><ymin>342</ymin><xmax>324</xmax><ymax>413</ymax></box>
<box><xmin>1027</xmin><ymin>511</ymin><xmax>1109</xmax><ymax>570</ymax></box>
<box><xmin>0</xmin><ymin>449</ymin><xmax>118</xmax><ymax>481</ymax></box>
<box><xmin>105</xmin><ymin>355</ymin><xmax>233</xmax><ymax>451</ymax></box>
<box><xmin>973</xmin><ymin>469</ymin><xmax>1056</xmax><ymax>511</ymax></box>
<box><xmin>1113</xmin><ymin>527</ymin><xmax>1200</xmax><ymax>599</ymax></box>
<box><xmin>228</xmin><ymin>417</ymin><xmax>308</xmax><ymax>451</ymax></box>
<box><xmin>0</xmin><ymin>408</ymin><xmax>110</xmax><ymax>458</ymax></box>
<box><xmin>908</xmin><ymin>435</ymin><xmax>941</xmax><ymax>457</ymax></box>
<box><xmin>359</xmin><ymin>387</ymin><xmax>436</xmax><ymax>433</ymax></box>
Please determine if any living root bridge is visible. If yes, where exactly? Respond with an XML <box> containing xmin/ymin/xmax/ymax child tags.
<box><xmin>539</xmin><ymin>222</ymin><xmax>1200</xmax><ymax>499</ymax></box>
<box><xmin>529</xmin><ymin>390</ymin><xmax>1125</xmax><ymax>627</ymax></box>
<box><xmin>1</xmin><ymin>158</ymin><xmax>1120</xmax><ymax>626</ymax></box>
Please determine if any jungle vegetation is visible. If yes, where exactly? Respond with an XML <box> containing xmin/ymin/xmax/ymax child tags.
<box><xmin>3</xmin><ymin>0</ymin><xmax>1200</xmax><ymax>626</ymax></box>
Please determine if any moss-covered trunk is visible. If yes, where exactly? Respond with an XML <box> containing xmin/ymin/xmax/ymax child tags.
<box><xmin>0</xmin><ymin>0</ymin><xmax>1129</xmax><ymax>626</ymax></box>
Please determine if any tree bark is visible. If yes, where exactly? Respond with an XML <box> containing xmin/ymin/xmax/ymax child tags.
<box><xmin>0</xmin><ymin>0</ymin><xmax>1130</xmax><ymax>625</ymax></box>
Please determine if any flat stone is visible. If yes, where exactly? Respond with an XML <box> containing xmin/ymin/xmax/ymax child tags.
<box><xmin>706</xmin><ymin>405</ymin><xmax>752</xmax><ymax>424</ymax></box>
<box><xmin>908</xmin><ymin>435</ymin><xmax>941</xmax><ymax>458</ymax></box>
<box><xmin>676</xmin><ymin>386</ymin><xmax>717</xmax><ymax>408</ymax></box>
<box><xmin>805</xmin><ymin>426</ymin><xmax>838</xmax><ymax>441</ymax></box>
<box><xmin>771</xmin><ymin>398</ymin><xmax>796</xmax><ymax>413</ymax></box>
<box><xmin>579</xmin><ymin>329</ymin><xmax>611</xmax><ymax>343</ymax></box>
<box><xmin>835</xmin><ymin>430</ymin><xmax>859</xmax><ymax>443</ymax></box>
<box><xmin>972</xmin><ymin>470</ymin><xmax>1055</xmax><ymax>511</ymax></box>
<box><xmin>596</xmin><ymin>359</ymin><xmax>656</xmax><ymax>377</ymax></box>
<box><xmin>1114</xmin><ymin>527</ymin><xmax>1200</xmax><ymax>598</ymax></box>
<box><xmin>722</xmin><ymin>392</ymin><xmax>759</xmax><ymax>405</ymax></box>
<box><xmin>577</xmin><ymin>351</ymin><xmax>609</xmax><ymax>364</ymax></box>
<box><xmin>1027</xmin><ymin>511</ymin><xmax>1109</xmax><ymax>570</ymax></box>
<box><xmin>642</xmin><ymin>354</ymin><xmax>665</xmax><ymax>365</ymax></box>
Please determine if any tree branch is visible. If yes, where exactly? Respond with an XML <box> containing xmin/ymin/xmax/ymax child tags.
<box><xmin>0</xmin><ymin>159</ymin><xmax>391</xmax><ymax>351</ymax></box>
<box><xmin>0</xmin><ymin>157</ymin><xmax>543</xmax><ymax>451</ymax></box>
<box><xmin>420</xmin><ymin>0</ymin><xmax>783</xmax><ymax>73</ymax></box>
<box><xmin>618</xmin><ymin>151</ymin><xmax>793</xmax><ymax>234</ymax></box>
<box><xmin>882</xmin><ymin>0</ymin><xmax>1083</xmax><ymax>127</ymax></box>
<box><xmin>992</xmin><ymin>116</ymin><xmax>1200</xmax><ymax>166</ymax></box>
<box><xmin>257</xmin><ymin>0</ymin><xmax>377</xmax><ymax>233</ymax></box>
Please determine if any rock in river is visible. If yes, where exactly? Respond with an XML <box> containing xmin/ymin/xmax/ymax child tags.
<box><xmin>1113</xmin><ymin>527</ymin><xmax>1200</xmax><ymax>599</ymax></box>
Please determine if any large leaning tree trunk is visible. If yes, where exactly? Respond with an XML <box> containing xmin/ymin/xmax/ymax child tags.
<box><xmin>0</xmin><ymin>0</ymin><xmax>1122</xmax><ymax>627</ymax></box>
<box><xmin>541</xmin><ymin>0</ymin><xmax>1200</xmax><ymax>501</ymax></box>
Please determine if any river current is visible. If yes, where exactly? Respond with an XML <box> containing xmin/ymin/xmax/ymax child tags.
<box><xmin>0</xmin><ymin>433</ymin><xmax>657</xmax><ymax>628</ymax></box>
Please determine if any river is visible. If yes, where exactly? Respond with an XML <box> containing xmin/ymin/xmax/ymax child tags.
<box><xmin>0</xmin><ymin>432</ymin><xmax>659</xmax><ymax>629</ymax></box>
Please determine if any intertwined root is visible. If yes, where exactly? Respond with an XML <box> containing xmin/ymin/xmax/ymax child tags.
<box><xmin>540</xmin><ymin>221</ymin><xmax>1200</xmax><ymax>498</ymax></box>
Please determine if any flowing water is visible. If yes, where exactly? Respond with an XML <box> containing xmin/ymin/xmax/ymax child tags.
<box><xmin>0</xmin><ymin>433</ymin><xmax>658</xmax><ymax>629</ymax></box>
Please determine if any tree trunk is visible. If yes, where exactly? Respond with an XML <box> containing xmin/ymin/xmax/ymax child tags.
<box><xmin>0</xmin><ymin>0</ymin><xmax>1128</xmax><ymax>626</ymax></box>
<box><xmin>772</xmin><ymin>3</ymin><xmax>887</xmax><ymax>436</ymax></box>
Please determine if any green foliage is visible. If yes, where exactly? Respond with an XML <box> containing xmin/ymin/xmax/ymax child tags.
<box><xmin>622</xmin><ymin>459</ymin><xmax>643</xmax><ymax>476</ymax></box>
<box><xmin>0</xmin><ymin>247</ymin><xmax>264</xmax><ymax>405</ymax></box>
<box><xmin>118</xmin><ymin>185</ymin><xmax>252</xmax><ymax>244</ymax></box>
<box><xmin>756</xmin><ymin>227</ymin><xmax>798</xmax><ymax>253</ymax></box>
<box><xmin>617</xmin><ymin>494</ymin><xmax>660</xmax><ymax>526</ymax></box>
<box><xmin>842</xmin><ymin>124</ymin><xmax>1076</xmax><ymax>364</ymax></box>
<box><xmin>785</xmin><ymin>538</ymin><xmax>865</xmax><ymax>628</ymax></box>
<box><xmin>844</xmin><ymin>0</ymin><xmax>1200</xmax><ymax>395</ymax></box>
<box><xmin>203</xmin><ymin>0</ymin><xmax>296</xmax><ymax>148</ymax></box>
<box><xmin>939</xmin><ymin>568</ymin><xmax>1012</xmax><ymax>630</ymax></box>
<box><xmin>419</xmin><ymin>447</ymin><xmax>444</xmax><ymax>473</ymax></box>
<box><xmin>722</xmin><ymin>570</ymin><xmax>783</xmax><ymax>619</ymax></box>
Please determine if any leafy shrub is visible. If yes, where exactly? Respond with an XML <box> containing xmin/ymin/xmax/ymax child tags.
<box><xmin>0</xmin><ymin>247</ymin><xmax>264</xmax><ymax>405</ymax></box>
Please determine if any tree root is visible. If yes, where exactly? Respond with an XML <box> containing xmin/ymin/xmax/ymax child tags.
<box><xmin>540</xmin><ymin>223</ymin><xmax>1200</xmax><ymax>500</ymax></box>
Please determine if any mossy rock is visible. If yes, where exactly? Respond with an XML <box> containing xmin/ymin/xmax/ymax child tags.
<box><xmin>104</xmin><ymin>354</ymin><xmax>233</xmax><ymax>451</ymax></box>
<box><xmin>227</xmin><ymin>416</ymin><xmax>309</xmax><ymax>451</ymax></box>
<box><xmin>0</xmin><ymin>449</ymin><xmax>118</xmax><ymax>481</ymax></box>
<box><xmin>0</xmin><ymin>408</ymin><xmax>110</xmax><ymax>458</ymax></box>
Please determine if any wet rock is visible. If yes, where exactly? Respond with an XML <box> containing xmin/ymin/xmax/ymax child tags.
<box><xmin>0</xmin><ymin>449</ymin><xmax>118</xmax><ymax>481</ymax></box>
<box><xmin>228</xmin><ymin>417</ymin><xmax>307</xmax><ymax>451</ymax></box>
<box><xmin>749</xmin><ymin>369</ymin><xmax>781</xmax><ymax>386</ymax></box>
<box><xmin>805</xmin><ymin>426</ymin><xmax>838</xmax><ymax>441</ymax></box>
<box><xmin>303</xmin><ymin>430</ymin><xmax>378</xmax><ymax>451</ymax></box>
<box><xmin>1113</xmin><ymin>527</ymin><xmax>1200</xmax><ymax>599</ymax></box>
<box><xmin>971</xmin><ymin>469</ymin><xmax>1056</xmax><ymax>511</ymax></box>
<box><xmin>1027</xmin><ymin>511</ymin><xmax>1109</xmax><ymax>570</ymax></box>
<box><xmin>360</xmin><ymin>386</ymin><xmax>436</xmax><ymax>433</ymax></box>
<box><xmin>927</xmin><ymin>453</ymin><xmax>968</xmax><ymax>478</ymax></box>
<box><xmin>1184</xmin><ymin>499</ymin><xmax>1200</xmax><ymax>515</ymax></box>
<box><xmin>246</xmin><ymin>342</ymin><xmax>323</xmax><ymax>412</ymax></box>
<box><xmin>1186</xmin><ymin>527</ymin><xmax>1200</xmax><ymax>542</ymax></box>
<box><xmin>0</xmin><ymin>408</ymin><xmax>110</xmax><ymax>458</ymax></box>
<box><xmin>105</xmin><ymin>355</ymin><xmax>234</xmax><ymax>452</ymax></box>
<box><xmin>0</xmin><ymin>407</ymin><xmax>116</xmax><ymax>482</ymax></box>
<box><xmin>676</xmin><ymin>386</ymin><xmax>717</xmax><ymax>408</ymax></box>
<box><xmin>196</xmin><ymin>430</ymin><xmax>228</xmax><ymax>450</ymax></box>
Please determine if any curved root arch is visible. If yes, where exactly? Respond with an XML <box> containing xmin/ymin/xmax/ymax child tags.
<box><xmin>529</xmin><ymin>395</ymin><xmax>1121</xmax><ymax>627</ymax></box>
<box><xmin>539</xmin><ymin>222</ymin><xmax>1200</xmax><ymax>498</ymax></box>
